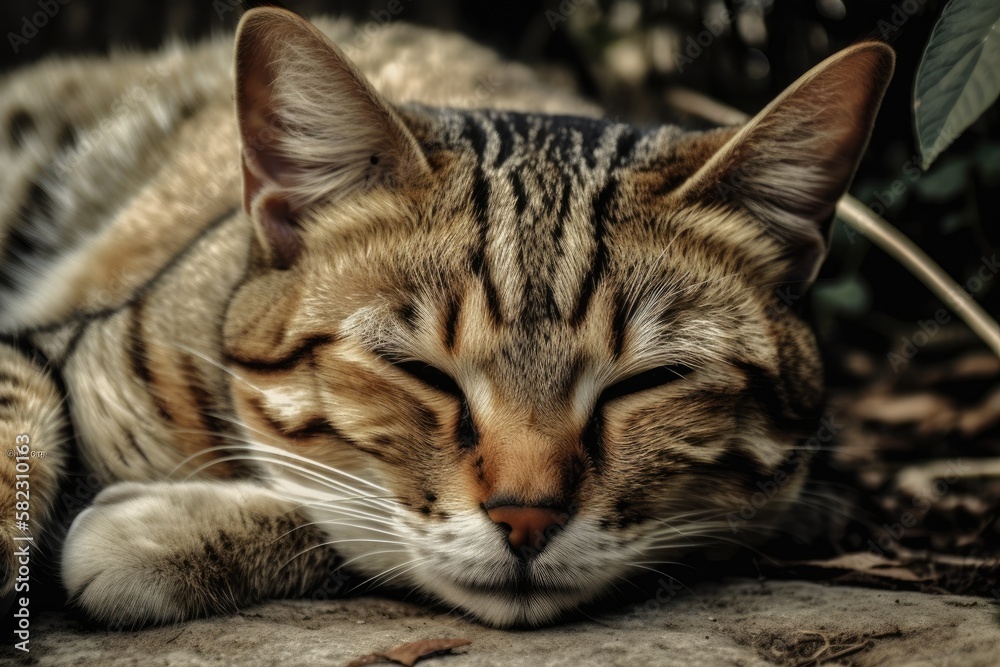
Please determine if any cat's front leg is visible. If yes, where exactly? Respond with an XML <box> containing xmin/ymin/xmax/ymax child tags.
<box><xmin>0</xmin><ymin>343</ymin><xmax>68</xmax><ymax>596</ymax></box>
<box><xmin>62</xmin><ymin>480</ymin><xmax>336</xmax><ymax>627</ymax></box>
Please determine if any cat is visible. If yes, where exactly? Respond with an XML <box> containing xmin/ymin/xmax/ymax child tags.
<box><xmin>0</xmin><ymin>7</ymin><xmax>893</xmax><ymax>628</ymax></box>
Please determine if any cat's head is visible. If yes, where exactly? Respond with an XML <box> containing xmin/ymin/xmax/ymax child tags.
<box><xmin>222</xmin><ymin>8</ymin><xmax>893</xmax><ymax>626</ymax></box>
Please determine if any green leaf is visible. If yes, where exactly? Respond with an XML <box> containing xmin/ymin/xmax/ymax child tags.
<box><xmin>914</xmin><ymin>0</ymin><xmax>1000</xmax><ymax>169</ymax></box>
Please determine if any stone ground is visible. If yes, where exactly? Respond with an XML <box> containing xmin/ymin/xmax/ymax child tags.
<box><xmin>4</xmin><ymin>580</ymin><xmax>998</xmax><ymax>666</ymax></box>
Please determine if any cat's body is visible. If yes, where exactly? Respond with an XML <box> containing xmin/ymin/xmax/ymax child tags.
<box><xmin>0</xmin><ymin>9</ymin><xmax>893</xmax><ymax>628</ymax></box>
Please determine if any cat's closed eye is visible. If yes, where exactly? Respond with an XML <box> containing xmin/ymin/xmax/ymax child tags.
<box><xmin>599</xmin><ymin>364</ymin><xmax>692</xmax><ymax>404</ymax></box>
<box><xmin>581</xmin><ymin>363</ymin><xmax>692</xmax><ymax>465</ymax></box>
<box><xmin>390</xmin><ymin>359</ymin><xmax>479</xmax><ymax>449</ymax></box>
<box><xmin>391</xmin><ymin>359</ymin><xmax>462</xmax><ymax>396</ymax></box>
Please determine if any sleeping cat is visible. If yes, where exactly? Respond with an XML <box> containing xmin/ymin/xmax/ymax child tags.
<box><xmin>0</xmin><ymin>8</ymin><xmax>893</xmax><ymax>628</ymax></box>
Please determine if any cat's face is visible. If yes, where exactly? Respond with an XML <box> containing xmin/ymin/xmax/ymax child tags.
<box><xmin>223</xmin><ymin>9</ymin><xmax>893</xmax><ymax>626</ymax></box>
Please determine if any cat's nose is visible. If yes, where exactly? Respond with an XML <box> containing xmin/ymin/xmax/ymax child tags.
<box><xmin>486</xmin><ymin>505</ymin><xmax>569</xmax><ymax>559</ymax></box>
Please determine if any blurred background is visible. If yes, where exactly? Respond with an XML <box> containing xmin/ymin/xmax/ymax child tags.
<box><xmin>2</xmin><ymin>0</ymin><xmax>998</xmax><ymax>596</ymax></box>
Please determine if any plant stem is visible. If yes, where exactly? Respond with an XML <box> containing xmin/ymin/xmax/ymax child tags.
<box><xmin>837</xmin><ymin>196</ymin><xmax>1000</xmax><ymax>357</ymax></box>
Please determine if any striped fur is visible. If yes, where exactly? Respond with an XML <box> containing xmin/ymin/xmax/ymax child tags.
<box><xmin>0</xmin><ymin>9</ymin><xmax>892</xmax><ymax>627</ymax></box>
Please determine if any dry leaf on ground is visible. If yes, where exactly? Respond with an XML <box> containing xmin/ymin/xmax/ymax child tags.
<box><xmin>791</xmin><ymin>552</ymin><xmax>934</xmax><ymax>582</ymax></box>
<box><xmin>346</xmin><ymin>638</ymin><xmax>472</xmax><ymax>667</ymax></box>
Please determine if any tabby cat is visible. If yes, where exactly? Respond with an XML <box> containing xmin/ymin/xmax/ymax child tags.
<box><xmin>0</xmin><ymin>7</ymin><xmax>893</xmax><ymax>628</ymax></box>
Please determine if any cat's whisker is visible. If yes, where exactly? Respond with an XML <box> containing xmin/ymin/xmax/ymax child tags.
<box><xmin>645</xmin><ymin>509</ymin><xmax>729</xmax><ymax>527</ymax></box>
<box><xmin>625</xmin><ymin>564</ymin><xmax>704</xmax><ymax>604</ymax></box>
<box><xmin>177</xmin><ymin>452</ymin><xmax>398</xmax><ymax>511</ymax></box>
<box><xmin>640</xmin><ymin>539</ymin><xmax>720</xmax><ymax>555</ymax></box>
<box><xmin>662</xmin><ymin>531</ymin><xmax>766</xmax><ymax>555</ymax></box>
<box><xmin>185</xmin><ymin>423</ymin><xmax>393</xmax><ymax>494</ymax></box>
<box><xmin>351</xmin><ymin>556</ymin><xmax>431</xmax><ymax>593</ymax></box>
<box><xmin>266</xmin><ymin>485</ymin><xmax>401</xmax><ymax>515</ymax></box>
<box><xmin>161</xmin><ymin>341</ymin><xmax>267</xmax><ymax>395</ymax></box>
<box><xmin>792</xmin><ymin>490</ymin><xmax>868</xmax><ymax>523</ymax></box>
<box><xmin>648</xmin><ymin>521</ymin><xmax>747</xmax><ymax>539</ymax></box>
<box><xmin>627</xmin><ymin>530</ymin><xmax>707</xmax><ymax>555</ymax></box>
<box><xmin>168</xmin><ymin>438</ymin><xmax>401</xmax><ymax>509</ymax></box>
<box><xmin>289</xmin><ymin>520</ymin><xmax>403</xmax><ymax>540</ymax></box>
<box><xmin>232</xmin><ymin>444</ymin><xmax>395</xmax><ymax>500</ymax></box>
<box><xmin>641</xmin><ymin>535</ymin><xmax>723</xmax><ymax>551</ymax></box>
<box><xmin>307</xmin><ymin>537</ymin><xmax>412</xmax><ymax>548</ymax></box>
<box><xmin>372</xmin><ymin>556</ymin><xmax>431</xmax><ymax>587</ymax></box>
<box><xmin>280</xmin><ymin>537</ymin><xmax>414</xmax><ymax>573</ymax></box>
<box><xmin>259</xmin><ymin>493</ymin><xmax>401</xmax><ymax>525</ymax></box>
<box><xmin>169</xmin><ymin>454</ymin><xmax>401</xmax><ymax>515</ymax></box>
<box><xmin>640</xmin><ymin>512</ymin><xmax>737</xmax><ymax>542</ymax></box>
<box><xmin>333</xmin><ymin>548</ymin><xmax>413</xmax><ymax>573</ymax></box>
<box><xmin>271</xmin><ymin>514</ymin><xmax>401</xmax><ymax>547</ymax></box>
<box><xmin>643</xmin><ymin>524</ymin><xmax>759</xmax><ymax>553</ymax></box>
<box><xmin>629</xmin><ymin>560</ymin><xmax>692</xmax><ymax>568</ymax></box>
<box><xmin>294</xmin><ymin>505</ymin><xmax>397</xmax><ymax>527</ymax></box>
<box><xmin>605</xmin><ymin>571</ymin><xmax>647</xmax><ymax>594</ymax></box>
<box><xmin>573</xmin><ymin>607</ymin><xmax>617</xmax><ymax>628</ymax></box>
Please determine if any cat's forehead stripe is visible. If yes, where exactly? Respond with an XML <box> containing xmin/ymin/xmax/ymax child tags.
<box><xmin>444</xmin><ymin>110</ymin><xmax>646</xmax><ymax>329</ymax></box>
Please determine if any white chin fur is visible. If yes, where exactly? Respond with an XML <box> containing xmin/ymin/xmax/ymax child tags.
<box><xmin>409</xmin><ymin>565</ymin><xmax>604</xmax><ymax>627</ymax></box>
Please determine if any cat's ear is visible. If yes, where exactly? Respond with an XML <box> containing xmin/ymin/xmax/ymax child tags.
<box><xmin>234</xmin><ymin>8</ymin><xmax>430</xmax><ymax>268</ymax></box>
<box><xmin>676</xmin><ymin>42</ymin><xmax>894</xmax><ymax>286</ymax></box>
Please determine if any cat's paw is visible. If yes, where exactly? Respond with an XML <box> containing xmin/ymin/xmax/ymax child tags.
<box><xmin>62</xmin><ymin>480</ymin><xmax>265</xmax><ymax>627</ymax></box>
<box><xmin>62</xmin><ymin>482</ymin><xmax>197</xmax><ymax>626</ymax></box>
